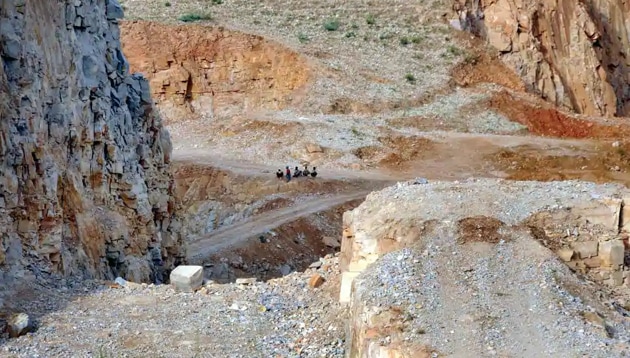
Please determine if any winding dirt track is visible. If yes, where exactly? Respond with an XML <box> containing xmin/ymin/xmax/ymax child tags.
<box><xmin>175</xmin><ymin>132</ymin><xmax>599</xmax><ymax>262</ymax></box>
<box><xmin>175</xmin><ymin>149</ymin><xmax>403</xmax><ymax>262</ymax></box>
<box><xmin>186</xmin><ymin>190</ymin><xmax>373</xmax><ymax>263</ymax></box>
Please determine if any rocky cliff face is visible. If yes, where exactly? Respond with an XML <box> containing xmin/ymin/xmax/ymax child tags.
<box><xmin>0</xmin><ymin>0</ymin><xmax>184</xmax><ymax>283</ymax></box>
<box><xmin>119</xmin><ymin>21</ymin><xmax>309</xmax><ymax>123</ymax></box>
<box><xmin>454</xmin><ymin>0</ymin><xmax>630</xmax><ymax>117</ymax></box>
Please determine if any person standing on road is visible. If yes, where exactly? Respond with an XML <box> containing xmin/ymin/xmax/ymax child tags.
<box><xmin>285</xmin><ymin>166</ymin><xmax>292</xmax><ymax>182</ymax></box>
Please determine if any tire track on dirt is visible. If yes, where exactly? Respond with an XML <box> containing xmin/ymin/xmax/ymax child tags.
<box><xmin>187</xmin><ymin>190</ymin><xmax>373</xmax><ymax>262</ymax></box>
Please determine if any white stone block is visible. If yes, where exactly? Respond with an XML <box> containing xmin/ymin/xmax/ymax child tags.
<box><xmin>339</xmin><ymin>271</ymin><xmax>361</xmax><ymax>303</ymax></box>
<box><xmin>170</xmin><ymin>265</ymin><xmax>203</xmax><ymax>292</ymax></box>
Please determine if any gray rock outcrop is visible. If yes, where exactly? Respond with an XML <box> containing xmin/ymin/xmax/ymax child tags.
<box><xmin>0</xmin><ymin>0</ymin><xmax>185</xmax><ymax>283</ymax></box>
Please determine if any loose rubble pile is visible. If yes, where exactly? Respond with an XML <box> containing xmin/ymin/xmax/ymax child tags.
<box><xmin>341</xmin><ymin>178</ymin><xmax>630</xmax><ymax>357</ymax></box>
<box><xmin>0</xmin><ymin>255</ymin><xmax>346</xmax><ymax>357</ymax></box>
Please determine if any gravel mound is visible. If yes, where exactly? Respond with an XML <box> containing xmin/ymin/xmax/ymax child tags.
<box><xmin>0</xmin><ymin>255</ymin><xmax>346</xmax><ymax>357</ymax></box>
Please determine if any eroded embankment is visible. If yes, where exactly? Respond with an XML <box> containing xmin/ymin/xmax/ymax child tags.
<box><xmin>120</xmin><ymin>20</ymin><xmax>310</xmax><ymax>121</ymax></box>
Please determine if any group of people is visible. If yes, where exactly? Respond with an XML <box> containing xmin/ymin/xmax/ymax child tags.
<box><xmin>276</xmin><ymin>165</ymin><xmax>317</xmax><ymax>182</ymax></box>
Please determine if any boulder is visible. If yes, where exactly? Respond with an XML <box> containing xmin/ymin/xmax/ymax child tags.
<box><xmin>599</xmin><ymin>240</ymin><xmax>625</xmax><ymax>268</ymax></box>
<box><xmin>7</xmin><ymin>313</ymin><xmax>32</xmax><ymax>338</ymax></box>
<box><xmin>308</xmin><ymin>274</ymin><xmax>325</xmax><ymax>288</ymax></box>
<box><xmin>556</xmin><ymin>248</ymin><xmax>574</xmax><ymax>262</ymax></box>
<box><xmin>305</xmin><ymin>143</ymin><xmax>323</xmax><ymax>153</ymax></box>
<box><xmin>322</xmin><ymin>236</ymin><xmax>341</xmax><ymax>249</ymax></box>
<box><xmin>170</xmin><ymin>265</ymin><xmax>203</xmax><ymax>292</ymax></box>
<box><xmin>235</xmin><ymin>277</ymin><xmax>257</xmax><ymax>285</ymax></box>
<box><xmin>571</xmin><ymin>241</ymin><xmax>598</xmax><ymax>259</ymax></box>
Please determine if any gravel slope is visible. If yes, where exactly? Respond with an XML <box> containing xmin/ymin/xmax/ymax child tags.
<box><xmin>0</xmin><ymin>255</ymin><xmax>345</xmax><ymax>358</ymax></box>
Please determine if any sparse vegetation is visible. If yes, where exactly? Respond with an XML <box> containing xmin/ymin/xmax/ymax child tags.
<box><xmin>298</xmin><ymin>32</ymin><xmax>310</xmax><ymax>43</ymax></box>
<box><xmin>366</xmin><ymin>14</ymin><xmax>376</xmax><ymax>25</ymax></box>
<box><xmin>405</xmin><ymin>73</ymin><xmax>416</xmax><ymax>83</ymax></box>
<box><xmin>463</xmin><ymin>52</ymin><xmax>480</xmax><ymax>64</ymax></box>
<box><xmin>345</xmin><ymin>31</ymin><xmax>356</xmax><ymax>38</ymax></box>
<box><xmin>351</xmin><ymin>126</ymin><xmax>365</xmax><ymax>137</ymax></box>
<box><xmin>447</xmin><ymin>45</ymin><xmax>464</xmax><ymax>57</ymax></box>
<box><xmin>324</xmin><ymin>19</ymin><xmax>340</xmax><ymax>31</ymax></box>
<box><xmin>379</xmin><ymin>33</ymin><xmax>393</xmax><ymax>40</ymax></box>
<box><xmin>178</xmin><ymin>12</ymin><xmax>212</xmax><ymax>22</ymax></box>
<box><xmin>411</xmin><ymin>35</ymin><xmax>423</xmax><ymax>44</ymax></box>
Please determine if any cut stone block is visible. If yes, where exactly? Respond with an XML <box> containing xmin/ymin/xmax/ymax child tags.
<box><xmin>583</xmin><ymin>257</ymin><xmax>601</xmax><ymax>268</ymax></box>
<box><xmin>621</xmin><ymin>196</ymin><xmax>630</xmax><ymax>233</ymax></box>
<box><xmin>572</xmin><ymin>198</ymin><xmax>622</xmax><ymax>232</ymax></box>
<box><xmin>170</xmin><ymin>265</ymin><xmax>203</xmax><ymax>292</ymax></box>
<box><xmin>557</xmin><ymin>248</ymin><xmax>574</xmax><ymax>262</ymax></box>
<box><xmin>608</xmin><ymin>270</ymin><xmax>624</xmax><ymax>286</ymax></box>
<box><xmin>571</xmin><ymin>241</ymin><xmax>598</xmax><ymax>259</ymax></box>
<box><xmin>339</xmin><ymin>271</ymin><xmax>361</xmax><ymax>303</ymax></box>
<box><xmin>235</xmin><ymin>277</ymin><xmax>257</xmax><ymax>285</ymax></box>
<box><xmin>599</xmin><ymin>240</ymin><xmax>625</xmax><ymax>268</ymax></box>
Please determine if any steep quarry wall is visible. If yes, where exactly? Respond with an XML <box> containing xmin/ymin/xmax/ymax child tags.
<box><xmin>0</xmin><ymin>0</ymin><xmax>184</xmax><ymax>283</ymax></box>
<box><xmin>119</xmin><ymin>21</ymin><xmax>310</xmax><ymax>122</ymax></box>
<box><xmin>454</xmin><ymin>0</ymin><xmax>630</xmax><ymax>117</ymax></box>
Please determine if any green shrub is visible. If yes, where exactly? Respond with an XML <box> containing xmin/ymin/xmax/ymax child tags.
<box><xmin>165</xmin><ymin>2</ymin><xmax>171</xmax><ymax>6</ymax></box>
<box><xmin>212</xmin><ymin>0</ymin><xmax>224</xmax><ymax>4</ymax></box>
<box><xmin>447</xmin><ymin>45</ymin><xmax>464</xmax><ymax>56</ymax></box>
<box><xmin>345</xmin><ymin>31</ymin><xmax>356</xmax><ymax>38</ymax></box>
<box><xmin>324</xmin><ymin>19</ymin><xmax>340</xmax><ymax>31</ymax></box>
<box><xmin>178</xmin><ymin>12</ymin><xmax>212</xmax><ymax>22</ymax></box>
<box><xmin>366</xmin><ymin>14</ymin><xmax>376</xmax><ymax>25</ymax></box>
<box><xmin>298</xmin><ymin>33</ymin><xmax>310</xmax><ymax>43</ymax></box>
<box><xmin>379</xmin><ymin>32</ymin><xmax>393</xmax><ymax>40</ymax></box>
<box><xmin>405</xmin><ymin>73</ymin><xmax>416</xmax><ymax>83</ymax></box>
<box><xmin>411</xmin><ymin>35</ymin><xmax>423</xmax><ymax>44</ymax></box>
<box><xmin>400</xmin><ymin>37</ymin><xmax>410</xmax><ymax>46</ymax></box>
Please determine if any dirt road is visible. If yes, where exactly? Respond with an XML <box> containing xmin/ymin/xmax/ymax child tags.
<box><xmin>175</xmin><ymin>131</ymin><xmax>605</xmax><ymax>263</ymax></box>
<box><xmin>186</xmin><ymin>190</ymin><xmax>374</xmax><ymax>262</ymax></box>
<box><xmin>172</xmin><ymin>149</ymin><xmax>402</xmax><ymax>181</ymax></box>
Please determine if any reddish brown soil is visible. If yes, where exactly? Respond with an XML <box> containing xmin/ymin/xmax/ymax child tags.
<box><xmin>489</xmin><ymin>143</ymin><xmax>630</xmax><ymax>183</ymax></box>
<box><xmin>227</xmin><ymin>119</ymin><xmax>304</xmax><ymax>136</ymax></box>
<box><xmin>486</xmin><ymin>91</ymin><xmax>630</xmax><ymax>139</ymax></box>
<box><xmin>457</xmin><ymin>216</ymin><xmax>508</xmax><ymax>244</ymax></box>
<box><xmin>120</xmin><ymin>20</ymin><xmax>309</xmax><ymax>114</ymax></box>
<box><xmin>377</xmin><ymin>135</ymin><xmax>436</xmax><ymax>168</ymax></box>
<box><xmin>352</xmin><ymin>146</ymin><xmax>382</xmax><ymax>161</ymax></box>
<box><xmin>172</xmin><ymin>162</ymin><xmax>356</xmax><ymax>205</ymax></box>
<box><xmin>450</xmin><ymin>35</ymin><xmax>526</xmax><ymax>92</ymax></box>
